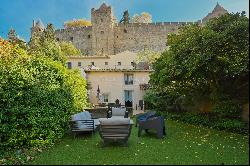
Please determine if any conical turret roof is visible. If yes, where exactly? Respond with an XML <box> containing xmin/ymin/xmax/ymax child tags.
<box><xmin>212</xmin><ymin>2</ymin><xmax>227</xmax><ymax>13</ymax></box>
<box><xmin>100</xmin><ymin>3</ymin><xmax>108</xmax><ymax>9</ymax></box>
<box><xmin>35</xmin><ymin>19</ymin><xmax>45</xmax><ymax>29</ymax></box>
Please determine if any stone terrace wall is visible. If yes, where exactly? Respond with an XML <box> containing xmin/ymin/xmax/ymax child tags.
<box><xmin>55</xmin><ymin>26</ymin><xmax>92</xmax><ymax>55</ymax></box>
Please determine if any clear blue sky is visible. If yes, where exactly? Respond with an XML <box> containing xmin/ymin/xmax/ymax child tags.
<box><xmin>0</xmin><ymin>0</ymin><xmax>248</xmax><ymax>41</ymax></box>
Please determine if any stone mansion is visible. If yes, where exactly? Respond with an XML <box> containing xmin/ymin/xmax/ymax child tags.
<box><xmin>30</xmin><ymin>3</ymin><xmax>228</xmax><ymax>110</ymax></box>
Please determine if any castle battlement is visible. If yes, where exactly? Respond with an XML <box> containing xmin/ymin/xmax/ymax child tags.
<box><xmin>92</xmin><ymin>21</ymin><xmax>199</xmax><ymax>28</ymax></box>
<box><xmin>49</xmin><ymin>3</ymin><xmax>228</xmax><ymax>56</ymax></box>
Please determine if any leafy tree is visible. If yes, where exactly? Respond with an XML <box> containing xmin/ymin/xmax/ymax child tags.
<box><xmin>136</xmin><ymin>48</ymin><xmax>161</xmax><ymax>64</ymax></box>
<box><xmin>28</xmin><ymin>23</ymin><xmax>66</xmax><ymax>64</ymax></box>
<box><xmin>64</xmin><ymin>19</ymin><xmax>92</xmax><ymax>28</ymax></box>
<box><xmin>149</xmin><ymin>12</ymin><xmax>249</xmax><ymax>113</ymax></box>
<box><xmin>7</xmin><ymin>29</ymin><xmax>27</xmax><ymax>49</ymax></box>
<box><xmin>60</xmin><ymin>41</ymin><xmax>82</xmax><ymax>56</ymax></box>
<box><xmin>43</xmin><ymin>23</ymin><xmax>56</xmax><ymax>42</ymax></box>
<box><xmin>131</xmin><ymin>12</ymin><xmax>152</xmax><ymax>23</ymax></box>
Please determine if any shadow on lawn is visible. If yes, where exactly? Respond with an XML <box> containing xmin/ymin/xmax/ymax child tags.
<box><xmin>134</xmin><ymin>127</ymin><xmax>168</xmax><ymax>139</ymax></box>
<box><xmin>69</xmin><ymin>131</ymin><xmax>96</xmax><ymax>139</ymax></box>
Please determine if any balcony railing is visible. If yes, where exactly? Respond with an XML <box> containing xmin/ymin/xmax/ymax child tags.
<box><xmin>125</xmin><ymin>80</ymin><xmax>133</xmax><ymax>85</ymax></box>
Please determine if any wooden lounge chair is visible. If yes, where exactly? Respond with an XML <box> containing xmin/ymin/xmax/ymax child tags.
<box><xmin>135</xmin><ymin>111</ymin><xmax>156</xmax><ymax>127</ymax></box>
<box><xmin>98</xmin><ymin>118</ymin><xmax>133</xmax><ymax>147</ymax></box>
<box><xmin>70</xmin><ymin>111</ymin><xmax>100</xmax><ymax>137</ymax></box>
<box><xmin>138</xmin><ymin>115</ymin><xmax>166</xmax><ymax>139</ymax></box>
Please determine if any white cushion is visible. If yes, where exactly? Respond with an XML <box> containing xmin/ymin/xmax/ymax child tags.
<box><xmin>83</xmin><ymin>111</ymin><xmax>92</xmax><ymax>119</ymax></box>
<box><xmin>112</xmin><ymin>107</ymin><xmax>125</xmax><ymax>116</ymax></box>
<box><xmin>72</xmin><ymin>111</ymin><xmax>92</xmax><ymax>121</ymax></box>
<box><xmin>99</xmin><ymin>118</ymin><xmax>130</xmax><ymax>125</ymax></box>
<box><xmin>72</xmin><ymin>113</ymin><xmax>82</xmax><ymax>121</ymax></box>
<box><xmin>79</xmin><ymin>112</ymin><xmax>86</xmax><ymax>120</ymax></box>
<box><xmin>120</xmin><ymin>108</ymin><xmax>126</xmax><ymax>113</ymax></box>
<box><xmin>72</xmin><ymin>111</ymin><xmax>95</xmax><ymax>130</ymax></box>
<box><xmin>111</xmin><ymin>116</ymin><xmax>125</xmax><ymax>119</ymax></box>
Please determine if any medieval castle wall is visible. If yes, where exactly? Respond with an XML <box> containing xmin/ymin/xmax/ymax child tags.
<box><xmin>55</xmin><ymin>26</ymin><xmax>92</xmax><ymax>55</ymax></box>
<box><xmin>52</xmin><ymin>3</ymin><xmax>227</xmax><ymax>56</ymax></box>
<box><xmin>113</xmin><ymin>21</ymin><xmax>198</xmax><ymax>54</ymax></box>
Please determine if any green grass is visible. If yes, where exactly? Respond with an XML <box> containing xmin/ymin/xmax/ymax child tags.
<box><xmin>28</xmin><ymin>119</ymin><xmax>249</xmax><ymax>165</ymax></box>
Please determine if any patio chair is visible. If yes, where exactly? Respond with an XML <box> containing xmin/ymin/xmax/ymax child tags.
<box><xmin>98</xmin><ymin>118</ymin><xmax>133</xmax><ymax>147</ymax></box>
<box><xmin>138</xmin><ymin>115</ymin><xmax>166</xmax><ymax>139</ymax></box>
<box><xmin>135</xmin><ymin>111</ymin><xmax>156</xmax><ymax>127</ymax></box>
<box><xmin>107</xmin><ymin>105</ymin><xmax>129</xmax><ymax>118</ymax></box>
<box><xmin>70</xmin><ymin>111</ymin><xmax>100</xmax><ymax>137</ymax></box>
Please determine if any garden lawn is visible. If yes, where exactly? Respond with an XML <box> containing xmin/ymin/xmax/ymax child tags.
<box><xmin>28</xmin><ymin>119</ymin><xmax>249</xmax><ymax>165</ymax></box>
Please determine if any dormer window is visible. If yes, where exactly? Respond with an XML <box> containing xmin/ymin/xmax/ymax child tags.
<box><xmin>70</xmin><ymin>37</ymin><xmax>73</xmax><ymax>41</ymax></box>
<box><xmin>101</xmin><ymin>19</ymin><xmax>103</xmax><ymax>22</ymax></box>
<box><xmin>118</xmin><ymin>62</ymin><xmax>121</xmax><ymax>66</ymax></box>
<box><xmin>124</xmin><ymin>29</ymin><xmax>127</xmax><ymax>33</ymax></box>
<box><xmin>101</xmin><ymin>31</ymin><xmax>104</xmax><ymax>34</ymax></box>
<box><xmin>88</xmin><ymin>35</ymin><xmax>91</xmax><ymax>39</ymax></box>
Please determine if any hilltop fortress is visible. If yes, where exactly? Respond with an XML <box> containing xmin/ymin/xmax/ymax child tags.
<box><xmin>32</xmin><ymin>3</ymin><xmax>228</xmax><ymax>56</ymax></box>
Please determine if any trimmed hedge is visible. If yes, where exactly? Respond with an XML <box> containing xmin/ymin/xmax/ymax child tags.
<box><xmin>163</xmin><ymin>111</ymin><xmax>249</xmax><ymax>134</ymax></box>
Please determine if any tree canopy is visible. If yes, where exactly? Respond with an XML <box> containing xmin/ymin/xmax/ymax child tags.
<box><xmin>148</xmin><ymin>12</ymin><xmax>249</xmax><ymax>113</ymax></box>
<box><xmin>136</xmin><ymin>48</ymin><xmax>161</xmax><ymax>64</ymax></box>
<box><xmin>59</xmin><ymin>41</ymin><xmax>82</xmax><ymax>56</ymax></box>
<box><xmin>131</xmin><ymin>12</ymin><xmax>152</xmax><ymax>23</ymax></box>
<box><xmin>29</xmin><ymin>23</ymin><xmax>66</xmax><ymax>64</ymax></box>
<box><xmin>64</xmin><ymin>19</ymin><xmax>92</xmax><ymax>28</ymax></box>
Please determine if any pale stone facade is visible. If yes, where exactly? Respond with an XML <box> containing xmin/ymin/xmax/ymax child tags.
<box><xmin>66</xmin><ymin>51</ymin><xmax>151</xmax><ymax>110</ymax></box>
<box><xmin>85</xmin><ymin>69</ymin><xmax>151</xmax><ymax>110</ymax></box>
<box><xmin>52</xmin><ymin>3</ymin><xmax>228</xmax><ymax>56</ymax></box>
<box><xmin>67</xmin><ymin>51</ymin><xmax>137</xmax><ymax>70</ymax></box>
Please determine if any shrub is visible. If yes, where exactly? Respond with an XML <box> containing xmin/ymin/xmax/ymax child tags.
<box><xmin>0</xmin><ymin>39</ymin><xmax>88</xmax><ymax>151</ymax></box>
<box><xmin>212</xmin><ymin>99</ymin><xmax>241</xmax><ymax>118</ymax></box>
<box><xmin>163</xmin><ymin>111</ymin><xmax>248</xmax><ymax>134</ymax></box>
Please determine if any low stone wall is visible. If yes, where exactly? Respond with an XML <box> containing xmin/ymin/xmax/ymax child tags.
<box><xmin>85</xmin><ymin>107</ymin><xmax>134</xmax><ymax>118</ymax></box>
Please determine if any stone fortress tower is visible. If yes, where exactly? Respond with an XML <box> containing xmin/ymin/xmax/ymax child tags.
<box><xmin>31</xmin><ymin>2</ymin><xmax>228</xmax><ymax>56</ymax></box>
<box><xmin>91</xmin><ymin>3</ymin><xmax>116</xmax><ymax>56</ymax></box>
